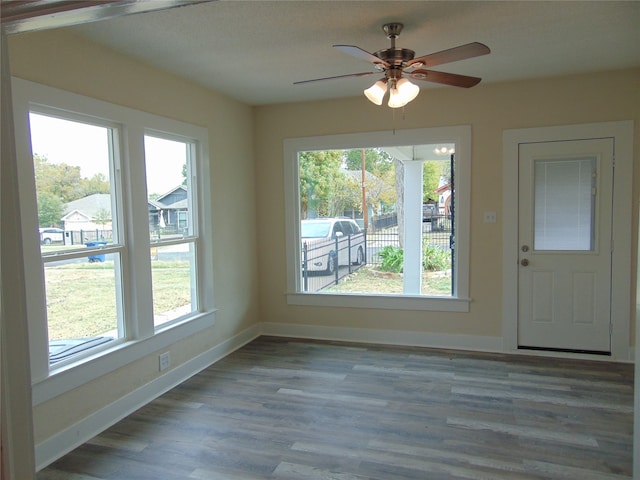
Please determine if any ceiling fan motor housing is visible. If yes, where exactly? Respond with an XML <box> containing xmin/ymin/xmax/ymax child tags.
<box><xmin>375</xmin><ymin>47</ymin><xmax>415</xmax><ymax>67</ymax></box>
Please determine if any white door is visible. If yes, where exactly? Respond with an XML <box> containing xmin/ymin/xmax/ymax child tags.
<box><xmin>518</xmin><ymin>138</ymin><xmax>614</xmax><ymax>353</ymax></box>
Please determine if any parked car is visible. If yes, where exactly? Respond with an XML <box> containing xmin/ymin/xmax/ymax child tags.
<box><xmin>39</xmin><ymin>227</ymin><xmax>64</xmax><ymax>245</ymax></box>
<box><xmin>422</xmin><ymin>204</ymin><xmax>437</xmax><ymax>222</ymax></box>
<box><xmin>301</xmin><ymin>218</ymin><xmax>365</xmax><ymax>274</ymax></box>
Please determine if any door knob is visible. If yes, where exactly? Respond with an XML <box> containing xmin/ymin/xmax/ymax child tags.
<box><xmin>521</xmin><ymin>259</ymin><xmax>529</xmax><ymax>267</ymax></box>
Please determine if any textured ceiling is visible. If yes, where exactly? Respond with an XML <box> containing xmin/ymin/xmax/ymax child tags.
<box><xmin>67</xmin><ymin>0</ymin><xmax>640</xmax><ymax>106</ymax></box>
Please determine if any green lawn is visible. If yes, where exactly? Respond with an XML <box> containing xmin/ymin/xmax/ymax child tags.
<box><xmin>326</xmin><ymin>266</ymin><xmax>452</xmax><ymax>296</ymax></box>
<box><xmin>45</xmin><ymin>261</ymin><xmax>191</xmax><ymax>340</ymax></box>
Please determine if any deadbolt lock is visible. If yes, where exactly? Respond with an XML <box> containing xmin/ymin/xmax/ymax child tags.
<box><xmin>521</xmin><ymin>245</ymin><xmax>529</xmax><ymax>252</ymax></box>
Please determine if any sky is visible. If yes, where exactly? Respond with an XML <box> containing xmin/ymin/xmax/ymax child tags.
<box><xmin>29</xmin><ymin>113</ymin><xmax>186</xmax><ymax>195</ymax></box>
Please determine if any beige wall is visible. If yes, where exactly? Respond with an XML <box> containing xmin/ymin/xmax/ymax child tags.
<box><xmin>8</xmin><ymin>29</ymin><xmax>259</xmax><ymax>446</ymax></box>
<box><xmin>254</xmin><ymin>68</ymin><xmax>640</xmax><ymax>339</ymax></box>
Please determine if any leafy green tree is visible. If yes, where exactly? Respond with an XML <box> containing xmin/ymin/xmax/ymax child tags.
<box><xmin>94</xmin><ymin>208</ymin><xmax>112</xmax><ymax>227</ymax></box>
<box><xmin>33</xmin><ymin>154</ymin><xmax>111</xmax><ymax>227</ymax></box>
<box><xmin>344</xmin><ymin>149</ymin><xmax>396</xmax><ymax>216</ymax></box>
<box><xmin>82</xmin><ymin>173</ymin><xmax>111</xmax><ymax>197</ymax></box>
<box><xmin>34</xmin><ymin>154</ymin><xmax>84</xmax><ymax>203</ymax></box>
<box><xmin>344</xmin><ymin>148</ymin><xmax>394</xmax><ymax>177</ymax></box>
<box><xmin>182</xmin><ymin>163</ymin><xmax>187</xmax><ymax>186</ymax></box>
<box><xmin>34</xmin><ymin>154</ymin><xmax>110</xmax><ymax>203</ymax></box>
<box><xmin>37</xmin><ymin>192</ymin><xmax>64</xmax><ymax>227</ymax></box>
<box><xmin>423</xmin><ymin>161</ymin><xmax>441</xmax><ymax>203</ymax></box>
<box><xmin>299</xmin><ymin>150</ymin><xmax>349</xmax><ymax>218</ymax></box>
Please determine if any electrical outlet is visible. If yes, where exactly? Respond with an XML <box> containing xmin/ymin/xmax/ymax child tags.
<box><xmin>159</xmin><ymin>352</ymin><xmax>171</xmax><ymax>371</ymax></box>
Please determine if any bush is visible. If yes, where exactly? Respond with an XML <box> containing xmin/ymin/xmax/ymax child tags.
<box><xmin>378</xmin><ymin>244</ymin><xmax>451</xmax><ymax>274</ymax></box>
<box><xmin>378</xmin><ymin>245</ymin><xmax>404</xmax><ymax>273</ymax></box>
<box><xmin>423</xmin><ymin>244</ymin><xmax>451</xmax><ymax>271</ymax></box>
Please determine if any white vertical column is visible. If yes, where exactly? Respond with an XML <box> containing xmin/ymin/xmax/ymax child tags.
<box><xmin>403</xmin><ymin>161</ymin><xmax>423</xmax><ymax>295</ymax></box>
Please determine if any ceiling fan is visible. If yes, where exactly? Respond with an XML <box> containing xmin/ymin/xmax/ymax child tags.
<box><xmin>294</xmin><ymin>23</ymin><xmax>490</xmax><ymax>108</ymax></box>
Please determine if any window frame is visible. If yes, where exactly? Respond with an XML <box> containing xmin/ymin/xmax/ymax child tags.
<box><xmin>12</xmin><ymin>78</ymin><xmax>216</xmax><ymax>401</ymax></box>
<box><xmin>283</xmin><ymin>126</ymin><xmax>471</xmax><ymax>312</ymax></box>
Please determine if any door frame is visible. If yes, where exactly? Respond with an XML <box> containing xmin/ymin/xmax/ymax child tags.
<box><xmin>503</xmin><ymin>121</ymin><xmax>634</xmax><ymax>361</ymax></box>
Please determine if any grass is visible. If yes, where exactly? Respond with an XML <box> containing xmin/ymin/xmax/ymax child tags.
<box><xmin>326</xmin><ymin>266</ymin><xmax>452</xmax><ymax>296</ymax></box>
<box><xmin>45</xmin><ymin>261</ymin><xmax>191</xmax><ymax>340</ymax></box>
<box><xmin>46</xmin><ymin>257</ymin><xmax>450</xmax><ymax>340</ymax></box>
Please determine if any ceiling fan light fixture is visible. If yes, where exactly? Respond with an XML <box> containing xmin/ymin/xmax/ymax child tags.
<box><xmin>364</xmin><ymin>79</ymin><xmax>387</xmax><ymax>105</ymax></box>
<box><xmin>387</xmin><ymin>78</ymin><xmax>420</xmax><ymax>108</ymax></box>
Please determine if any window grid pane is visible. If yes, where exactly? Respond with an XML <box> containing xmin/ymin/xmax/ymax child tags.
<box><xmin>534</xmin><ymin>157</ymin><xmax>596</xmax><ymax>251</ymax></box>
<box><xmin>145</xmin><ymin>135</ymin><xmax>194</xmax><ymax>242</ymax></box>
<box><xmin>151</xmin><ymin>242</ymin><xmax>197</xmax><ymax>328</ymax></box>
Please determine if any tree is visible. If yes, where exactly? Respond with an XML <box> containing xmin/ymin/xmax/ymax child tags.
<box><xmin>299</xmin><ymin>150</ymin><xmax>348</xmax><ymax>218</ymax></box>
<box><xmin>37</xmin><ymin>192</ymin><xmax>64</xmax><ymax>227</ymax></box>
<box><xmin>34</xmin><ymin>154</ymin><xmax>84</xmax><ymax>203</ymax></box>
<box><xmin>182</xmin><ymin>163</ymin><xmax>188</xmax><ymax>186</ymax></box>
<box><xmin>82</xmin><ymin>173</ymin><xmax>111</xmax><ymax>197</ymax></box>
<box><xmin>344</xmin><ymin>149</ymin><xmax>396</xmax><ymax>218</ymax></box>
<box><xmin>34</xmin><ymin>154</ymin><xmax>110</xmax><ymax>203</ymax></box>
<box><xmin>344</xmin><ymin>148</ymin><xmax>394</xmax><ymax>177</ymax></box>
<box><xmin>94</xmin><ymin>208</ymin><xmax>112</xmax><ymax>227</ymax></box>
<box><xmin>422</xmin><ymin>161</ymin><xmax>441</xmax><ymax>203</ymax></box>
<box><xmin>33</xmin><ymin>153</ymin><xmax>111</xmax><ymax>227</ymax></box>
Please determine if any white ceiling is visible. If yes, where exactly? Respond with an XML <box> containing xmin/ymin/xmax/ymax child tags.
<box><xmin>67</xmin><ymin>0</ymin><xmax>640</xmax><ymax>106</ymax></box>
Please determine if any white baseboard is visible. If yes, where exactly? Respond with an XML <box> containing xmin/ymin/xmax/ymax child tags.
<box><xmin>260</xmin><ymin>322</ymin><xmax>504</xmax><ymax>353</ymax></box>
<box><xmin>35</xmin><ymin>324</ymin><xmax>261</xmax><ymax>471</ymax></box>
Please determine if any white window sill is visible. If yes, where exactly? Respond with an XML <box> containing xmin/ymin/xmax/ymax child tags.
<box><xmin>286</xmin><ymin>292</ymin><xmax>470</xmax><ymax>312</ymax></box>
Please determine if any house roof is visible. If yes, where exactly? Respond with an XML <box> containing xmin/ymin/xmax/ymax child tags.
<box><xmin>61</xmin><ymin>1</ymin><xmax>639</xmax><ymax>106</ymax></box>
<box><xmin>156</xmin><ymin>185</ymin><xmax>186</xmax><ymax>202</ymax></box>
<box><xmin>63</xmin><ymin>194</ymin><xmax>111</xmax><ymax>220</ymax></box>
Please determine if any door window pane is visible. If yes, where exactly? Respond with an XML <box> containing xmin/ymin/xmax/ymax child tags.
<box><xmin>534</xmin><ymin>157</ymin><xmax>596</xmax><ymax>251</ymax></box>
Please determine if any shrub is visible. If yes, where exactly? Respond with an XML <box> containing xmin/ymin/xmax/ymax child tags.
<box><xmin>378</xmin><ymin>245</ymin><xmax>404</xmax><ymax>273</ymax></box>
<box><xmin>378</xmin><ymin>244</ymin><xmax>451</xmax><ymax>273</ymax></box>
<box><xmin>423</xmin><ymin>244</ymin><xmax>451</xmax><ymax>271</ymax></box>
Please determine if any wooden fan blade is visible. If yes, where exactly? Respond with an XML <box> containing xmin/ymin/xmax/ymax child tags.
<box><xmin>408</xmin><ymin>42</ymin><xmax>490</xmax><ymax>68</ymax></box>
<box><xmin>333</xmin><ymin>45</ymin><xmax>390</xmax><ymax>68</ymax></box>
<box><xmin>409</xmin><ymin>69</ymin><xmax>482</xmax><ymax>88</ymax></box>
<box><xmin>294</xmin><ymin>71</ymin><xmax>378</xmax><ymax>85</ymax></box>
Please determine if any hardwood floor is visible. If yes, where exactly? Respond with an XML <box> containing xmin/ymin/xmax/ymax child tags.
<box><xmin>37</xmin><ymin>336</ymin><xmax>634</xmax><ymax>479</ymax></box>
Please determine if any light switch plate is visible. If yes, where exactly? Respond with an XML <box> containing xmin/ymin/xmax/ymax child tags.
<box><xmin>483</xmin><ymin>211</ymin><xmax>497</xmax><ymax>223</ymax></box>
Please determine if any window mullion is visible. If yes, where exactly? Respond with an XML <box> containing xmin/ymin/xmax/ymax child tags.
<box><xmin>124</xmin><ymin>126</ymin><xmax>154</xmax><ymax>339</ymax></box>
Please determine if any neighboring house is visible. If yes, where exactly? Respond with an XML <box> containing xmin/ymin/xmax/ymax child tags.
<box><xmin>148</xmin><ymin>185</ymin><xmax>188</xmax><ymax>231</ymax></box>
<box><xmin>435</xmin><ymin>181</ymin><xmax>452</xmax><ymax>216</ymax></box>
<box><xmin>62</xmin><ymin>193</ymin><xmax>112</xmax><ymax>232</ymax></box>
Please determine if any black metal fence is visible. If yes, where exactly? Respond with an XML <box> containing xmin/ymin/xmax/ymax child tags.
<box><xmin>63</xmin><ymin>229</ymin><xmax>113</xmax><ymax>245</ymax></box>
<box><xmin>301</xmin><ymin>214</ymin><xmax>453</xmax><ymax>292</ymax></box>
<box><xmin>301</xmin><ymin>233</ymin><xmax>367</xmax><ymax>292</ymax></box>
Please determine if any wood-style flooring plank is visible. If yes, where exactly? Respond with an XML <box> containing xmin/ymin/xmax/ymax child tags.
<box><xmin>37</xmin><ymin>336</ymin><xmax>634</xmax><ymax>479</ymax></box>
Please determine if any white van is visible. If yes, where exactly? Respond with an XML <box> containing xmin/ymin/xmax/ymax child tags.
<box><xmin>301</xmin><ymin>218</ymin><xmax>365</xmax><ymax>274</ymax></box>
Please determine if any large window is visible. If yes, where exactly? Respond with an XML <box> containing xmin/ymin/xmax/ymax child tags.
<box><xmin>13</xmin><ymin>79</ymin><xmax>214</xmax><ymax>386</ymax></box>
<box><xmin>284</xmin><ymin>127</ymin><xmax>470</xmax><ymax>312</ymax></box>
